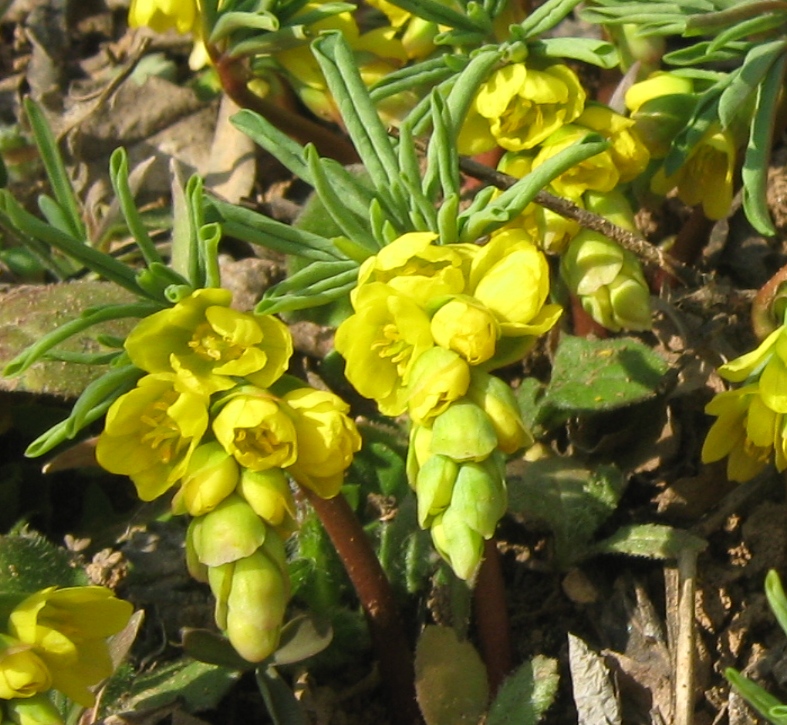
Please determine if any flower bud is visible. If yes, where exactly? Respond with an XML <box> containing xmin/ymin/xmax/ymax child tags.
<box><xmin>208</xmin><ymin>562</ymin><xmax>234</xmax><ymax>630</ymax></box>
<box><xmin>237</xmin><ymin>468</ymin><xmax>296</xmax><ymax>532</ymax></box>
<box><xmin>225</xmin><ymin>549</ymin><xmax>290</xmax><ymax>662</ymax></box>
<box><xmin>0</xmin><ymin>636</ymin><xmax>50</xmax><ymax>700</ymax></box>
<box><xmin>430</xmin><ymin>401</ymin><xmax>498</xmax><ymax>462</ymax></box>
<box><xmin>406</xmin><ymin>424</ymin><xmax>433</xmax><ymax>487</ymax></box>
<box><xmin>407</xmin><ymin>347</ymin><xmax>471</xmax><ymax>426</ymax></box>
<box><xmin>185</xmin><ymin>519</ymin><xmax>208</xmax><ymax>583</ymax></box>
<box><xmin>415</xmin><ymin>455</ymin><xmax>459</xmax><ymax>528</ymax></box>
<box><xmin>173</xmin><ymin>442</ymin><xmax>239</xmax><ymax>517</ymax></box>
<box><xmin>190</xmin><ymin>495</ymin><xmax>267</xmax><ymax>567</ymax></box>
<box><xmin>430</xmin><ymin>509</ymin><xmax>484</xmax><ymax>581</ymax></box>
<box><xmin>449</xmin><ymin>459</ymin><xmax>507</xmax><ymax>539</ymax></box>
<box><xmin>430</xmin><ymin>296</ymin><xmax>499</xmax><ymax>365</ymax></box>
<box><xmin>467</xmin><ymin>371</ymin><xmax>532</xmax><ymax>454</ymax></box>
<box><xmin>5</xmin><ymin>694</ymin><xmax>63</xmax><ymax>725</ymax></box>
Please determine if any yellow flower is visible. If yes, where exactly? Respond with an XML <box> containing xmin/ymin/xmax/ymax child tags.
<box><xmin>406</xmin><ymin>347</ymin><xmax>471</xmax><ymax>426</ymax></box>
<box><xmin>96</xmin><ymin>373</ymin><xmax>209</xmax><ymax>501</ymax></box>
<box><xmin>469</xmin><ymin>230</ymin><xmax>562</xmax><ymax>338</ymax></box>
<box><xmin>624</xmin><ymin>72</ymin><xmax>694</xmax><ymax>115</ymax></box>
<box><xmin>128</xmin><ymin>0</ymin><xmax>201</xmax><ymax>35</ymax></box>
<box><xmin>172</xmin><ymin>442</ymin><xmax>240</xmax><ymax>517</ymax></box>
<box><xmin>354</xmin><ymin>232</ymin><xmax>475</xmax><ymax>307</ymax></box>
<box><xmin>124</xmin><ymin>288</ymin><xmax>292</xmax><ymax>395</ymax></box>
<box><xmin>651</xmin><ymin>125</ymin><xmax>736</xmax><ymax>220</ymax></box>
<box><xmin>458</xmin><ymin>63</ymin><xmax>586</xmax><ymax>155</ymax></box>
<box><xmin>9</xmin><ymin>587</ymin><xmax>133</xmax><ymax>707</ymax></box>
<box><xmin>282</xmin><ymin>388</ymin><xmax>362</xmax><ymax>499</ymax></box>
<box><xmin>702</xmin><ymin>384</ymin><xmax>779</xmax><ymax>482</ymax></box>
<box><xmin>576</xmin><ymin>104</ymin><xmax>650</xmax><ymax>183</ymax></box>
<box><xmin>0</xmin><ymin>636</ymin><xmax>50</xmax><ymax>700</ymax></box>
<box><xmin>212</xmin><ymin>389</ymin><xmax>298</xmax><ymax>471</ymax></box>
<box><xmin>334</xmin><ymin>283</ymin><xmax>434</xmax><ymax>416</ymax></box>
<box><xmin>431</xmin><ymin>296</ymin><xmax>499</xmax><ymax>366</ymax></box>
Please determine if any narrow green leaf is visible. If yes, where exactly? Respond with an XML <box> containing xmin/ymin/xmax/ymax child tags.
<box><xmin>304</xmin><ymin>146</ymin><xmax>380</xmax><ymax>250</ymax></box>
<box><xmin>423</xmin><ymin>91</ymin><xmax>460</xmax><ymax>202</ymax></box>
<box><xmin>707</xmin><ymin>13</ymin><xmax>786</xmax><ymax>53</ymax></box>
<box><xmin>718</xmin><ymin>40</ymin><xmax>786</xmax><ymax>129</ymax></box>
<box><xmin>312</xmin><ymin>33</ymin><xmax>400</xmax><ymax>191</ymax></box>
<box><xmin>516</xmin><ymin>0</ymin><xmax>585</xmax><ymax>38</ymax></box>
<box><xmin>742</xmin><ymin>53</ymin><xmax>785</xmax><ymax>236</ymax></box>
<box><xmin>208</xmin><ymin>9</ymin><xmax>279</xmax><ymax>43</ymax></box>
<box><xmin>459</xmin><ymin>137</ymin><xmax>611</xmax><ymax>241</ymax></box>
<box><xmin>725</xmin><ymin>668</ymin><xmax>787</xmax><ymax>724</ymax></box>
<box><xmin>442</xmin><ymin>47</ymin><xmax>501</xmax><ymax>143</ymax></box>
<box><xmin>663</xmin><ymin>39</ymin><xmax>751</xmax><ymax>66</ymax></box>
<box><xmin>206</xmin><ymin>196</ymin><xmax>343</xmax><ymax>261</ymax></box>
<box><xmin>37</xmin><ymin>194</ymin><xmax>78</xmax><ymax>237</ymax></box>
<box><xmin>24</xmin><ymin>98</ymin><xmax>85</xmax><ymax>240</ymax></box>
<box><xmin>4</xmin><ymin>302</ymin><xmax>159</xmax><ymax>377</ymax></box>
<box><xmin>528</xmin><ymin>37</ymin><xmax>620</xmax><ymax>68</ymax></box>
<box><xmin>254</xmin><ymin>262</ymin><xmax>357</xmax><ymax>315</ymax></box>
<box><xmin>231</xmin><ymin>108</ymin><xmax>313</xmax><ymax>185</ymax></box>
<box><xmin>186</xmin><ymin>174</ymin><xmax>205</xmax><ymax>288</ymax></box>
<box><xmin>109</xmin><ymin>148</ymin><xmax>163</xmax><ymax>267</ymax></box>
<box><xmin>765</xmin><ymin>570</ymin><xmax>787</xmax><ymax>638</ymax></box>
<box><xmin>0</xmin><ymin>191</ymin><xmax>146</xmax><ymax>296</ymax></box>
<box><xmin>383</xmin><ymin>0</ymin><xmax>488</xmax><ymax>32</ymax></box>
<box><xmin>369</xmin><ymin>57</ymin><xmax>456</xmax><ymax>103</ymax></box>
<box><xmin>200</xmin><ymin>223</ymin><xmax>223</xmax><ymax>288</ymax></box>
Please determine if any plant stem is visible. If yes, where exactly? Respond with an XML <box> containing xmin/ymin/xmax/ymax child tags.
<box><xmin>752</xmin><ymin>262</ymin><xmax>787</xmax><ymax>339</ymax></box>
<box><xmin>474</xmin><ymin>538</ymin><xmax>513</xmax><ymax>695</ymax></box>
<box><xmin>209</xmin><ymin>48</ymin><xmax>359</xmax><ymax>165</ymax></box>
<box><xmin>300</xmin><ymin>487</ymin><xmax>420</xmax><ymax>724</ymax></box>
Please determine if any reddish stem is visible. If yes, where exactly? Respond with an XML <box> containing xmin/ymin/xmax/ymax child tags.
<box><xmin>474</xmin><ymin>538</ymin><xmax>513</xmax><ymax>695</ymax></box>
<box><xmin>570</xmin><ymin>294</ymin><xmax>608</xmax><ymax>338</ymax></box>
<box><xmin>654</xmin><ymin>206</ymin><xmax>713</xmax><ymax>291</ymax></box>
<box><xmin>210</xmin><ymin>48</ymin><xmax>359</xmax><ymax>165</ymax></box>
<box><xmin>752</xmin><ymin>262</ymin><xmax>787</xmax><ymax>339</ymax></box>
<box><xmin>300</xmin><ymin>488</ymin><xmax>420</xmax><ymax>724</ymax></box>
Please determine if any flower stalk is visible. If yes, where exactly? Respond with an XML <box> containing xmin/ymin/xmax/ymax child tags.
<box><xmin>299</xmin><ymin>487</ymin><xmax>420</xmax><ymax>724</ymax></box>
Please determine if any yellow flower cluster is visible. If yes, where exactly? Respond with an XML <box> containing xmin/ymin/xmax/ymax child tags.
<box><xmin>335</xmin><ymin>232</ymin><xmax>559</xmax><ymax>578</ymax></box>
<box><xmin>96</xmin><ymin>288</ymin><xmax>361</xmax><ymax>661</ymax></box>
<box><xmin>703</xmin><ymin>326</ymin><xmax>787</xmax><ymax>482</ymax></box>
<box><xmin>0</xmin><ymin>586</ymin><xmax>132</xmax><ymax>722</ymax></box>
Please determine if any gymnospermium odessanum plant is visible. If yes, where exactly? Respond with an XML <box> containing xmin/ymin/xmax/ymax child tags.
<box><xmin>5</xmin><ymin>0</ymin><xmax>783</xmax><ymax>719</ymax></box>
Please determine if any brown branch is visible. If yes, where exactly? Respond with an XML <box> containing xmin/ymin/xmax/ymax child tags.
<box><xmin>473</xmin><ymin>539</ymin><xmax>512</xmax><ymax>695</ymax></box>
<box><xmin>299</xmin><ymin>487</ymin><xmax>420</xmax><ymax>724</ymax></box>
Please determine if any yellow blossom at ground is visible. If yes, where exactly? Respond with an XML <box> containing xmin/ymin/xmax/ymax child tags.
<box><xmin>458</xmin><ymin>62</ymin><xmax>585</xmax><ymax>155</ymax></box>
<box><xmin>96</xmin><ymin>373</ymin><xmax>209</xmax><ymax>501</ymax></box>
<box><xmin>129</xmin><ymin>0</ymin><xmax>201</xmax><ymax>35</ymax></box>
<box><xmin>9</xmin><ymin>587</ymin><xmax>133</xmax><ymax>707</ymax></box>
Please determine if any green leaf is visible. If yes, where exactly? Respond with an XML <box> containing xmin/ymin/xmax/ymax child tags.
<box><xmin>742</xmin><ymin>53</ymin><xmax>785</xmax><ymax>236</ymax></box>
<box><xmin>254</xmin><ymin>260</ymin><xmax>357</xmax><ymax>315</ymax></box>
<box><xmin>718</xmin><ymin>40</ymin><xmax>787</xmax><ymax>129</ymax></box>
<box><xmin>256</xmin><ymin>667</ymin><xmax>309</xmax><ymax>725</ymax></box>
<box><xmin>725</xmin><ymin>668</ymin><xmax>787</xmax><ymax>724</ymax></box>
<box><xmin>369</xmin><ymin>56</ymin><xmax>457</xmax><ymax>103</ymax></box>
<box><xmin>487</xmin><ymin>655</ymin><xmax>560</xmax><ymax>725</ymax></box>
<box><xmin>706</xmin><ymin>13</ymin><xmax>786</xmax><ymax>53</ymax></box>
<box><xmin>272</xmin><ymin>614</ymin><xmax>333</xmax><ymax>666</ymax></box>
<box><xmin>0</xmin><ymin>281</ymin><xmax>145</xmax><ymax>397</ymax></box>
<box><xmin>209</xmin><ymin>9</ymin><xmax>279</xmax><ymax>44</ymax></box>
<box><xmin>663</xmin><ymin>39</ymin><xmax>751</xmax><ymax>66</ymax></box>
<box><xmin>528</xmin><ymin>37</ymin><xmax>620</xmax><ymax>68</ymax></box>
<box><xmin>765</xmin><ymin>570</ymin><xmax>787</xmax><ymax>638</ymax></box>
<box><xmin>516</xmin><ymin>0</ymin><xmax>585</xmax><ymax>38</ymax></box>
<box><xmin>459</xmin><ymin>137</ymin><xmax>610</xmax><ymax>241</ymax></box>
<box><xmin>591</xmin><ymin>524</ymin><xmax>707</xmax><ymax>560</ymax></box>
<box><xmin>120</xmin><ymin>657</ymin><xmax>239</xmax><ymax>713</ymax></box>
<box><xmin>23</xmin><ymin>98</ymin><xmax>85</xmax><ymax>241</ymax></box>
<box><xmin>182</xmin><ymin>628</ymin><xmax>253</xmax><ymax>670</ymax></box>
<box><xmin>206</xmin><ymin>196</ymin><xmax>344</xmax><ymax>261</ymax></box>
<box><xmin>414</xmin><ymin>625</ymin><xmax>489</xmax><ymax>725</ymax></box>
<box><xmin>507</xmin><ymin>459</ymin><xmax>625</xmax><ymax>569</ymax></box>
<box><xmin>0</xmin><ymin>531</ymin><xmax>86</xmax><ymax>598</ymax></box>
<box><xmin>383</xmin><ymin>0</ymin><xmax>488</xmax><ymax>32</ymax></box>
<box><xmin>541</xmin><ymin>335</ymin><xmax>668</xmax><ymax>414</ymax></box>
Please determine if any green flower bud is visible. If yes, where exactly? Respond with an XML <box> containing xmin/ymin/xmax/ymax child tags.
<box><xmin>430</xmin><ymin>296</ymin><xmax>499</xmax><ymax>365</ymax></box>
<box><xmin>6</xmin><ymin>695</ymin><xmax>63</xmax><ymax>725</ymax></box>
<box><xmin>190</xmin><ymin>495</ymin><xmax>267</xmax><ymax>567</ymax></box>
<box><xmin>226</xmin><ymin>548</ymin><xmax>289</xmax><ymax>663</ymax></box>
<box><xmin>173</xmin><ymin>442</ymin><xmax>239</xmax><ymax>517</ymax></box>
<box><xmin>208</xmin><ymin>562</ymin><xmax>234</xmax><ymax>630</ymax></box>
<box><xmin>238</xmin><ymin>468</ymin><xmax>296</xmax><ymax>533</ymax></box>
<box><xmin>430</xmin><ymin>508</ymin><xmax>484</xmax><ymax>581</ymax></box>
<box><xmin>406</xmin><ymin>424</ymin><xmax>433</xmax><ymax>487</ymax></box>
<box><xmin>415</xmin><ymin>455</ymin><xmax>459</xmax><ymax>528</ymax></box>
<box><xmin>185</xmin><ymin>519</ymin><xmax>208</xmax><ymax>583</ymax></box>
<box><xmin>430</xmin><ymin>401</ymin><xmax>498</xmax><ymax>462</ymax></box>
<box><xmin>407</xmin><ymin>347</ymin><xmax>471</xmax><ymax>425</ymax></box>
<box><xmin>467</xmin><ymin>371</ymin><xmax>532</xmax><ymax>454</ymax></box>
<box><xmin>450</xmin><ymin>459</ymin><xmax>507</xmax><ymax>539</ymax></box>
